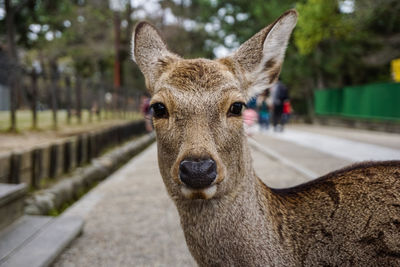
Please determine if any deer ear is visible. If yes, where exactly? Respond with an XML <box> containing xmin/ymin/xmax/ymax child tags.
<box><xmin>131</xmin><ymin>21</ymin><xmax>180</xmax><ymax>94</ymax></box>
<box><xmin>228</xmin><ymin>10</ymin><xmax>297</xmax><ymax>97</ymax></box>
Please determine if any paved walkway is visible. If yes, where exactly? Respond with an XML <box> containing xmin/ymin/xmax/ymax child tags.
<box><xmin>54</xmin><ymin>145</ymin><xmax>196</xmax><ymax>266</ymax></box>
<box><xmin>53</xmin><ymin>125</ymin><xmax>400</xmax><ymax>266</ymax></box>
<box><xmin>267</xmin><ymin>127</ymin><xmax>400</xmax><ymax>161</ymax></box>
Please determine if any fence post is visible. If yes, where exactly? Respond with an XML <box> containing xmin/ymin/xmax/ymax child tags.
<box><xmin>88</xmin><ymin>80</ymin><xmax>93</xmax><ymax>123</ymax></box>
<box><xmin>63</xmin><ymin>141</ymin><xmax>72</xmax><ymax>173</ymax></box>
<box><xmin>123</xmin><ymin>87</ymin><xmax>127</xmax><ymax>119</ymax></box>
<box><xmin>31</xmin><ymin>69</ymin><xmax>38</xmax><ymax>129</ymax></box>
<box><xmin>97</xmin><ymin>85</ymin><xmax>102</xmax><ymax>121</ymax></box>
<box><xmin>76</xmin><ymin>76</ymin><xmax>82</xmax><ymax>124</ymax></box>
<box><xmin>9</xmin><ymin>152</ymin><xmax>21</xmax><ymax>184</ymax></box>
<box><xmin>31</xmin><ymin>148</ymin><xmax>43</xmax><ymax>189</ymax></box>
<box><xmin>49</xmin><ymin>144</ymin><xmax>58</xmax><ymax>178</ymax></box>
<box><xmin>65</xmin><ymin>75</ymin><xmax>72</xmax><ymax>124</ymax></box>
<box><xmin>9</xmin><ymin>74</ymin><xmax>18</xmax><ymax>132</ymax></box>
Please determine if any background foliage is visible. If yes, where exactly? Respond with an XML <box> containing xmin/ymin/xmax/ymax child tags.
<box><xmin>1</xmin><ymin>0</ymin><xmax>399</xmax><ymax>119</ymax></box>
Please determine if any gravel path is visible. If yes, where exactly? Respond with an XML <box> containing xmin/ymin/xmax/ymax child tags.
<box><xmin>53</xmin><ymin>142</ymin><xmax>309</xmax><ymax>267</ymax></box>
<box><xmin>53</xmin><ymin>144</ymin><xmax>196</xmax><ymax>267</ymax></box>
<box><xmin>53</xmin><ymin>125</ymin><xmax>399</xmax><ymax>266</ymax></box>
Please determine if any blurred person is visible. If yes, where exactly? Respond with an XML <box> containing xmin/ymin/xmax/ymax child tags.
<box><xmin>140</xmin><ymin>93</ymin><xmax>153</xmax><ymax>132</ymax></box>
<box><xmin>270</xmin><ymin>80</ymin><xmax>289</xmax><ymax>132</ymax></box>
<box><xmin>257</xmin><ymin>89</ymin><xmax>270</xmax><ymax>131</ymax></box>
<box><xmin>243</xmin><ymin>96</ymin><xmax>259</xmax><ymax>136</ymax></box>
<box><xmin>282</xmin><ymin>99</ymin><xmax>292</xmax><ymax>125</ymax></box>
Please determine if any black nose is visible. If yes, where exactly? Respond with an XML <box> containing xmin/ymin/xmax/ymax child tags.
<box><xmin>179</xmin><ymin>159</ymin><xmax>217</xmax><ymax>189</ymax></box>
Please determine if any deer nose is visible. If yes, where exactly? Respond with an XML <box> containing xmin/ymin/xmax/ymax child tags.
<box><xmin>179</xmin><ymin>159</ymin><xmax>217</xmax><ymax>189</ymax></box>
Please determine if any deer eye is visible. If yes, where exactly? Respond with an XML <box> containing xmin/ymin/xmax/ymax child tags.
<box><xmin>151</xmin><ymin>102</ymin><xmax>169</xmax><ymax>119</ymax></box>
<box><xmin>228</xmin><ymin>102</ymin><xmax>246</xmax><ymax>117</ymax></box>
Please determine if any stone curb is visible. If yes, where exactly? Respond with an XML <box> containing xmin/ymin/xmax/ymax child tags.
<box><xmin>24</xmin><ymin>133</ymin><xmax>155</xmax><ymax>216</ymax></box>
<box><xmin>0</xmin><ymin>120</ymin><xmax>147</xmax><ymax>186</ymax></box>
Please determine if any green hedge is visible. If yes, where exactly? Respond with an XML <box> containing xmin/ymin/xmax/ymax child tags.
<box><xmin>314</xmin><ymin>83</ymin><xmax>400</xmax><ymax>121</ymax></box>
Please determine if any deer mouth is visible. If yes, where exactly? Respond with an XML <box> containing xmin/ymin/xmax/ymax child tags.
<box><xmin>180</xmin><ymin>184</ymin><xmax>217</xmax><ymax>200</ymax></box>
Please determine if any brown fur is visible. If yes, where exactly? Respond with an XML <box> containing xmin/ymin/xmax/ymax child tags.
<box><xmin>132</xmin><ymin>10</ymin><xmax>400</xmax><ymax>266</ymax></box>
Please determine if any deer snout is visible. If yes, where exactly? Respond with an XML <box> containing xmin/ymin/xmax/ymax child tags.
<box><xmin>179</xmin><ymin>159</ymin><xmax>217</xmax><ymax>189</ymax></box>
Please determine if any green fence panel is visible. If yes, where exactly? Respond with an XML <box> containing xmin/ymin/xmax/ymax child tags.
<box><xmin>342</xmin><ymin>85</ymin><xmax>367</xmax><ymax>117</ymax></box>
<box><xmin>314</xmin><ymin>90</ymin><xmax>329</xmax><ymax>115</ymax></box>
<box><xmin>314</xmin><ymin>82</ymin><xmax>400</xmax><ymax>121</ymax></box>
<box><xmin>314</xmin><ymin>88</ymin><xmax>342</xmax><ymax>115</ymax></box>
<box><xmin>362</xmin><ymin>83</ymin><xmax>400</xmax><ymax>119</ymax></box>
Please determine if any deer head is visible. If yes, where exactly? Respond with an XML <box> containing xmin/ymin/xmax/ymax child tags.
<box><xmin>132</xmin><ymin>10</ymin><xmax>297</xmax><ymax>202</ymax></box>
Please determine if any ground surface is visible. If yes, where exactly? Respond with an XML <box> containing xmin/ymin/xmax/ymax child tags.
<box><xmin>0</xmin><ymin>110</ymin><xmax>141</xmax><ymax>153</ymax></box>
<box><xmin>52</xmin><ymin>124</ymin><xmax>400</xmax><ymax>267</ymax></box>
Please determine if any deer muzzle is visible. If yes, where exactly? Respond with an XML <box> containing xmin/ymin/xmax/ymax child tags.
<box><xmin>179</xmin><ymin>159</ymin><xmax>217</xmax><ymax>189</ymax></box>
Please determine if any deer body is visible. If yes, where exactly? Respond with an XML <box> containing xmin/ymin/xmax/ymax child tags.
<box><xmin>178</xmin><ymin>161</ymin><xmax>400</xmax><ymax>266</ymax></box>
<box><xmin>132</xmin><ymin>10</ymin><xmax>400</xmax><ymax>266</ymax></box>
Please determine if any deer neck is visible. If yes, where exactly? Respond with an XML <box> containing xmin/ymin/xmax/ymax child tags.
<box><xmin>174</xmin><ymin>143</ymin><xmax>287</xmax><ymax>265</ymax></box>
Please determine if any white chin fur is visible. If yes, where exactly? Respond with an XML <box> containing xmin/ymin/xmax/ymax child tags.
<box><xmin>181</xmin><ymin>184</ymin><xmax>217</xmax><ymax>199</ymax></box>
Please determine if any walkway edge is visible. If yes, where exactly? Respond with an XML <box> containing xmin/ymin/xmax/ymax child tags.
<box><xmin>25</xmin><ymin>133</ymin><xmax>156</xmax><ymax>216</ymax></box>
<box><xmin>0</xmin><ymin>216</ymin><xmax>83</xmax><ymax>267</ymax></box>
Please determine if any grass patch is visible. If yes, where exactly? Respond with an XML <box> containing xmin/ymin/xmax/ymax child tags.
<box><xmin>43</xmin><ymin>135</ymin><xmax>154</xmax><ymax>217</ymax></box>
<box><xmin>47</xmin><ymin>181</ymin><xmax>100</xmax><ymax>217</ymax></box>
<box><xmin>0</xmin><ymin>110</ymin><xmax>142</xmax><ymax>133</ymax></box>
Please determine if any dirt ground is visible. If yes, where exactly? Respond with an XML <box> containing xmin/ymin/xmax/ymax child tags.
<box><xmin>0</xmin><ymin>118</ymin><xmax>143</xmax><ymax>153</ymax></box>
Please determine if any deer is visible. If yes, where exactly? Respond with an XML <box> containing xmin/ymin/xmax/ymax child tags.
<box><xmin>131</xmin><ymin>9</ymin><xmax>400</xmax><ymax>266</ymax></box>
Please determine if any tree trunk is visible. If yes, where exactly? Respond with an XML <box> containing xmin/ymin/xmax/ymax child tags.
<box><xmin>305</xmin><ymin>88</ymin><xmax>315</xmax><ymax>123</ymax></box>
<box><xmin>5</xmin><ymin>0</ymin><xmax>17</xmax><ymax>60</ymax></box>
<box><xmin>50</xmin><ymin>61</ymin><xmax>58</xmax><ymax>130</ymax></box>
<box><xmin>5</xmin><ymin>0</ymin><xmax>18</xmax><ymax>132</ymax></box>
<box><xmin>314</xmin><ymin>47</ymin><xmax>326</xmax><ymax>90</ymax></box>
<box><xmin>113</xmin><ymin>11</ymin><xmax>121</xmax><ymax>117</ymax></box>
